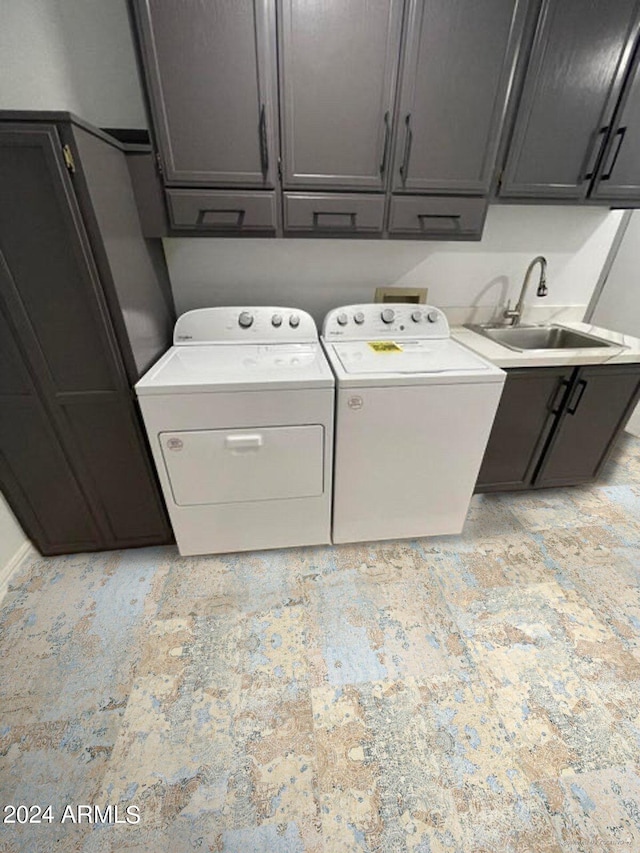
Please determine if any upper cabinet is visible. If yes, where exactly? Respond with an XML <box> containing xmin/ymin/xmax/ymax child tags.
<box><xmin>590</xmin><ymin>44</ymin><xmax>640</xmax><ymax>201</ymax></box>
<box><xmin>133</xmin><ymin>0</ymin><xmax>531</xmax><ymax>238</ymax></box>
<box><xmin>500</xmin><ymin>0</ymin><xmax>640</xmax><ymax>201</ymax></box>
<box><xmin>392</xmin><ymin>0</ymin><xmax>528</xmax><ymax>195</ymax></box>
<box><xmin>134</xmin><ymin>0</ymin><xmax>279</xmax><ymax>189</ymax></box>
<box><xmin>278</xmin><ymin>0</ymin><xmax>404</xmax><ymax>191</ymax></box>
<box><xmin>132</xmin><ymin>0</ymin><xmax>640</xmax><ymax>237</ymax></box>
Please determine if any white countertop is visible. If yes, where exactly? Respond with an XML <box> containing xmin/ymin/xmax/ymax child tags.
<box><xmin>452</xmin><ymin>321</ymin><xmax>640</xmax><ymax>369</ymax></box>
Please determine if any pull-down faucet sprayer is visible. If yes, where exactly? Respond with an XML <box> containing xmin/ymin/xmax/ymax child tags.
<box><xmin>504</xmin><ymin>256</ymin><xmax>548</xmax><ymax>326</ymax></box>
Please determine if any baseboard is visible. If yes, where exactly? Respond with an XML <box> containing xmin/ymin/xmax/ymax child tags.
<box><xmin>0</xmin><ymin>541</ymin><xmax>34</xmax><ymax>603</ymax></box>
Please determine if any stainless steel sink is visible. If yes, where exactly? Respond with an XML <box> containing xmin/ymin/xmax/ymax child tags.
<box><xmin>465</xmin><ymin>324</ymin><xmax>617</xmax><ymax>352</ymax></box>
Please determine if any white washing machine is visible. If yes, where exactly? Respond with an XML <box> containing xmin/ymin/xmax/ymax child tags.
<box><xmin>321</xmin><ymin>303</ymin><xmax>505</xmax><ymax>544</ymax></box>
<box><xmin>135</xmin><ymin>307</ymin><xmax>334</xmax><ymax>555</ymax></box>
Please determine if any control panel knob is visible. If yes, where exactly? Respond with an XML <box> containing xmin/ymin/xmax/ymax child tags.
<box><xmin>426</xmin><ymin>310</ymin><xmax>439</xmax><ymax>323</ymax></box>
<box><xmin>354</xmin><ymin>311</ymin><xmax>365</xmax><ymax>325</ymax></box>
<box><xmin>411</xmin><ymin>310</ymin><xmax>422</xmax><ymax>323</ymax></box>
<box><xmin>289</xmin><ymin>314</ymin><xmax>300</xmax><ymax>328</ymax></box>
<box><xmin>337</xmin><ymin>312</ymin><xmax>349</xmax><ymax>326</ymax></box>
<box><xmin>271</xmin><ymin>313</ymin><xmax>283</xmax><ymax>327</ymax></box>
<box><xmin>238</xmin><ymin>311</ymin><xmax>254</xmax><ymax>328</ymax></box>
<box><xmin>381</xmin><ymin>308</ymin><xmax>395</xmax><ymax>324</ymax></box>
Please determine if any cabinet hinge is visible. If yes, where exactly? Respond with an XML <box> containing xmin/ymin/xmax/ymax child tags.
<box><xmin>155</xmin><ymin>151</ymin><xmax>164</xmax><ymax>176</ymax></box>
<box><xmin>277</xmin><ymin>156</ymin><xmax>282</xmax><ymax>182</ymax></box>
<box><xmin>62</xmin><ymin>144</ymin><xmax>76</xmax><ymax>173</ymax></box>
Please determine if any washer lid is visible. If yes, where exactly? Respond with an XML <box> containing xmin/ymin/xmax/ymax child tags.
<box><xmin>325</xmin><ymin>338</ymin><xmax>505</xmax><ymax>385</ymax></box>
<box><xmin>135</xmin><ymin>342</ymin><xmax>334</xmax><ymax>395</ymax></box>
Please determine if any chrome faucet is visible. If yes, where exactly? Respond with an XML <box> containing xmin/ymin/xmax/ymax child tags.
<box><xmin>504</xmin><ymin>256</ymin><xmax>548</xmax><ymax>326</ymax></box>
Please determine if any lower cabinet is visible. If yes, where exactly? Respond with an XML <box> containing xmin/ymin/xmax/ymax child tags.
<box><xmin>536</xmin><ymin>364</ymin><xmax>640</xmax><ymax>487</ymax></box>
<box><xmin>476</xmin><ymin>363</ymin><xmax>640</xmax><ymax>492</ymax></box>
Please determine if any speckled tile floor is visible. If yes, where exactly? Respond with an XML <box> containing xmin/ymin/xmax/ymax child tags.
<box><xmin>1</xmin><ymin>435</ymin><xmax>640</xmax><ymax>852</ymax></box>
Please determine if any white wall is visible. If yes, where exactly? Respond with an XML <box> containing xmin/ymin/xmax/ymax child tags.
<box><xmin>0</xmin><ymin>0</ymin><xmax>146</xmax><ymax>128</ymax></box>
<box><xmin>592</xmin><ymin>211</ymin><xmax>640</xmax><ymax>333</ymax></box>
<box><xmin>0</xmin><ymin>493</ymin><xmax>28</xmax><ymax>579</ymax></box>
<box><xmin>592</xmin><ymin>210</ymin><xmax>640</xmax><ymax>437</ymax></box>
<box><xmin>165</xmin><ymin>206</ymin><xmax>624</xmax><ymax>326</ymax></box>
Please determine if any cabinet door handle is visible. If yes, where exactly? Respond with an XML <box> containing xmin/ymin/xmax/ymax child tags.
<box><xmin>584</xmin><ymin>126</ymin><xmax>609</xmax><ymax>180</ymax></box>
<box><xmin>399</xmin><ymin>113</ymin><xmax>413</xmax><ymax>184</ymax></box>
<box><xmin>197</xmin><ymin>208</ymin><xmax>245</xmax><ymax>228</ymax></box>
<box><xmin>312</xmin><ymin>211</ymin><xmax>357</xmax><ymax>229</ymax></box>
<box><xmin>548</xmin><ymin>378</ymin><xmax>571</xmax><ymax>415</ymax></box>
<box><xmin>416</xmin><ymin>213</ymin><xmax>461</xmax><ymax>234</ymax></box>
<box><xmin>567</xmin><ymin>379</ymin><xmax>587</xmax><ymax>415</ymax></box>
<box><xmin>601</xmin><ymin>127</ymin><xmax>627</xmax><ymax>180</ymax></box>
<box><xmin>259</xmin><ymin>104</ymin><xmax>269</xmax><ymax>177</ymax></box>
<box><xmin>379</xmin><ymin>111</ymin><xmax>391</xmax><ymax>179</ymax></box>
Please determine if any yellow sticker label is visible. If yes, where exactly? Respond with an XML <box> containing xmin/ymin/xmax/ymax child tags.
<box><xmin>367</xmin><ymin>341</ymin><xmax>403</xmax><ymax>353</ymax></box>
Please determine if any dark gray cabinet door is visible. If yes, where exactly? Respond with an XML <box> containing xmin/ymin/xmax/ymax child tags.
<box><xmin>392</xmin><ymin>0</ymin><xmax>528</xmax><ymax>194</ymax></box>
<box><xmin>278</xmin><ymin>0</ymin><xmax>403</xmax><ymax>190</ymax></box>
<box><xmin>134</xmin><ymin>0</ymin><xmax>279</xmax><ymax>187</ymax></box>
<box><xmin>0</xmin><ymin>125</ymin><xmax>123</xmax><ymax>396</ymax></box>
<box><xmin>500</xmin><ymin>0</ymin><xmax>640</xmax><ymax>200</ymax></box>
<box><xmin>166</xmin><ymin>188</ymin><xmax>278</xmax><ymax>232</ymax></box>
<box><xmin>283</xmin><ymin>193</ymin><xmax>386</xmax><ymax>234</ymax></box>
<box><xmin>388</xmin><ymin>196</ymin><xmax>487</xmax><ymax>239</ymax></box>
<box><xmin>0</xmin><ymin>302</ymin><xmax>101</xmax><ymax>553</ymax></box>
<box><xmin>535</xmin><ymin>364</ymin><xmax>640</xmax><ymax>487</ymax></box>
<box><xmin>475</xmin><ymin>366</ymin><xmax>573</xmax><ymax>492</ymax></box>
<box><xmin>591</xmin><ymin>47</ymin><xmax>640</xmax><ymax>201</ymax></box>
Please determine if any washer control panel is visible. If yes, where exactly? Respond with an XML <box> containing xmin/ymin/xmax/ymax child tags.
<box><xmin>322</xmin><ymin>304</ymin><xmax>450</xmax><ymax>340</ymax></box>
<box><xmin>174</xmin><ymin>307</ymin><xmax>318</xmax><ymax>344</ymax></box>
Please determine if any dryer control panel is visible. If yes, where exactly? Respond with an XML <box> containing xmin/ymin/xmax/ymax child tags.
<box><xmin>174</xmin><ymin>307</ymin><xmax>318</xmax><ymax>344</ymax></box>
<box><xmin>322</xmin><ymin>304</ymin><xmax>450</xmax><ymax>341</ymax></box>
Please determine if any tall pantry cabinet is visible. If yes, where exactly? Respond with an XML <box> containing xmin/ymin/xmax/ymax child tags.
<box><xmin>0</xmin><ymin>112</ymin><xmax>174</xmax><ymax>555</ymax></box>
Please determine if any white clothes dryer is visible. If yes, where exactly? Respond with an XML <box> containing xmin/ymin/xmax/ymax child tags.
<box><xmin>136</xmin><ymin>307</ymin><xmax>334</xmax><ymax>555</ymax></box>
<box><xmin>321</xmin><ymin>304</ymin><xmax>505</xmax><ymax>544</ymax></box>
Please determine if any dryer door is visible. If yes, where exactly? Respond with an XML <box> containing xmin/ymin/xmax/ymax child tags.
<box><xmin>159</xmin><ymin>425</ymin><xmax>324</xmax><ymax>505</ymax></box>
